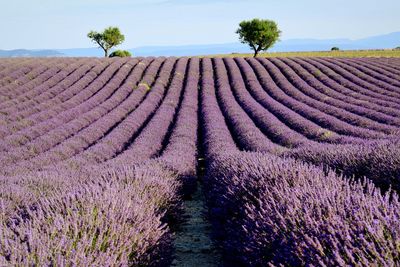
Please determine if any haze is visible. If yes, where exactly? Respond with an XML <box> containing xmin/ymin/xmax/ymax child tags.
<box><xmin>1</xmin><ymin>0</ymin><xmax>399</xmax><ymax>49</ymax></box>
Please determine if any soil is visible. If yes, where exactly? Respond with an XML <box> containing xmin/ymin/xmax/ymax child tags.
<box><xmin>171</xmin><ymin>181</ymin><xmax>222</xmax><ymax>267</ymax></box>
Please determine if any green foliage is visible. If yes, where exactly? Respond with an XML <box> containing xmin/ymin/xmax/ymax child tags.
<box><xmin>109</xmin><ymin>50</ymin><xmax>132</xmax><ymax>58</ymax></box>
<box><xmin>395</xmin><ymin>46</ymin><xmax>400</xmax><ymax>50</ymax></box>
<box><xmin>331</xmin><ymin>47</ymin><xmax>340</xmax><ymax>51</ymax></box>
<box><xmin>236</xmin><ymin>19</ymin><xmax>281</xmax><ymax>57</ymax></box>
<box><xmin>87</xmin><ymin>27</ymin><xmax>125</xmax><ymax>57</ymax></box>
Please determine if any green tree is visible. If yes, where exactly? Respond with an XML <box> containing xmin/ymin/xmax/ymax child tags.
<box><xmin>331</xmin><ymin>47</ymin><xmax>340</xmax><ymax>51</ymax></box>
<box><xmin>87</xmin><ymin>27</ymin><xmax>125</xmax><ymax>57</ymax></box>
<box><xmin>109</xmin><ymin>50</ymin><xmax>132</xmax><ymax>57</ymax></box>
<box><xmin>236</xmin><ymin>19</ymin><xmax>281</xmax><ymax>57</ymax></box>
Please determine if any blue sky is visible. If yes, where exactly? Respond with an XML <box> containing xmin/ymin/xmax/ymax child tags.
<box><xmin>1</xmin><ymin>0</ymin><xmax>399</xmax><ymax>49</ymax></box>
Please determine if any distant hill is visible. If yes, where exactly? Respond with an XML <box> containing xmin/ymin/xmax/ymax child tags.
<box><xmin>54</xmin><ymin>48</ymin><xmax>105</xmax><ymax>57</ymax></box>
<box><xmin>127</xmin><ymin>31</ymin><xmax>400</xmax><ymax>56</ymax></box>
<box><xmin>128</xmin><ymin>31</ymin><xmax>400</xmax><ymax>56</ymax></box>
<box><xmin>1</xmin><ymin>31</ymin><xmax>399</xmax><ymax>57</ymax></box>
<box><xmin>269</xmin><ymin>32</ymin><xmax>400</xmax><ymax>53</ymax></box>
<box><xmin>0</xmin><ymin>49</ymin><xmax>64</xmax><ymax>57</ymax></box>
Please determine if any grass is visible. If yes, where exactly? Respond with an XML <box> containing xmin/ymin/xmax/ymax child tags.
<box><xmin>209</xmin><ymin>49</ymin><xmax>400</xmax><ymax>58</ymax></box>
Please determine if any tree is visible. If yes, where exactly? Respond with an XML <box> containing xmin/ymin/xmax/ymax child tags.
<box><xmin>236</xmin><ymin>19</ymin><xmax>281</xmax><ymax>57</ymax></box>
<box><xmin>87</xmin><ymin>27</ymin><xmax>125</xmax><ymax>57</ymax></box>
<box><xmin>109</xmin><ymin>50</ymin><xmax>132</xmax><ymax>57</ymax></box>
<box><xmin>331</xmin><ymin>47</ymin><xmax>340</xmax><ymax>51</ymax></box>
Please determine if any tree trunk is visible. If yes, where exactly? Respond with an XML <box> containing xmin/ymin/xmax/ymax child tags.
<box><xmin>253</xmin><ymin>50</ymin><xmax>259</xmax><ymax>58</ymax></box>
<box><xmin>104</xmin><ymin>49</ymin><xmax>108</xmax><ymax>57</ymax></box>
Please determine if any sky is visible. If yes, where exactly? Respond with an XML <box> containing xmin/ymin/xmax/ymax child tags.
<box><xmin>0</xmin><ymin>0</ymin><xmax>399</xmax><ymax>50</ymax></box>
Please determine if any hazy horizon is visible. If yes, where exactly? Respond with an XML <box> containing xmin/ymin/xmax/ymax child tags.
<box><xmin>2</xmin><ymin>0</ymin><xmax>400</xmax><ymax>50</ymax></box>
<box><xmin>2</xmin><ymin>30</ymin><xmax>399</xmax><ymax>51</ymax></box>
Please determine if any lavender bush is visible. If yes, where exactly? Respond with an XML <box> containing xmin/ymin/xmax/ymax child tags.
<box><xmin>205</xmin><ymin>152</ymin><xmax>400</xmax><ymax>266</ymax></box>
<box><xmin>0</xmin><ymin>57</ymin><xmax>399</xmax><ymax>266</ymax></box>
<box><xmin>0</xmin><ymin>163</ymin><xmax>179</xmax><ymax>266</ymax></box>
<box><xmin>286</xmin><ymin>137</ymin><xmax>400</xmax><ymax>192</ymax></box>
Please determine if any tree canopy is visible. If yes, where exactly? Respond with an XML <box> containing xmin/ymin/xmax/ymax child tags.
<box><xmin>236</xmin><ymin>19</ymin><xmax>281</xmax><ymax>57</ymax></box>
<box><xmin>87</xmin><ymin>27</ymin><xmax>125</xmax><ymax>57</ymax></box>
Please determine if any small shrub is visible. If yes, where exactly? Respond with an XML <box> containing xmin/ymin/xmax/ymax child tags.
<box><xmin>109</xmin><ymin>50</ymin><xmax>132</xmax><ymax>58</ymax></box>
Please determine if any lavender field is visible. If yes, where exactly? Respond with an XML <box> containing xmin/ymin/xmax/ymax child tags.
<box><xmin>0</xmin><ymin>56</ymin><xmax>400</xmax><ymax>266</ymax></box>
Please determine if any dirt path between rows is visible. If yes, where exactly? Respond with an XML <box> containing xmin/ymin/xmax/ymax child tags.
<box><xmin>171</xmin><ymin>181</ymin><xmax>222</xmax><ymax>267</ymax></box>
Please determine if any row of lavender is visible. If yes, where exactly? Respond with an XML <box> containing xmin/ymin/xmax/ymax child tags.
<box><xmin>210</xmin><ymin>56</ymin><xmax>400</xmax><ymax>190</ymax></box>
<box><xmin>1</xmin><ymin>56</ymin><xmax>400</xmax><ymax>265</ymax></box>
<box><xmin>0</xmin><ymin>58</ymin><xmax>200</xmax><ymax>265</ymax></box>
<box><xmin>200</xmin><ymin>57</ymin><xmax>400</xmax><ymax>266</ymax></box>
<box><xmin>1</xmin><ymin>56</ymin><xmax>400</xmax><ymax>174</ymax></box>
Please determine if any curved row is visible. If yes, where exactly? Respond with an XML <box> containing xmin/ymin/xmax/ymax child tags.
<box><xmin>199</xmin><ymin>57</ymin><xmax>400</xmax><ymax>267</ymax></box>
<box><xmin>0</xmin><ymin>59</ymin><xmax>130</xmax><ymax>148</ymax></box>
<box><xmin>1</xmin><ymin>57</ymin><xmax>400</xmax><ymax>266</ymax></box>
<box><xmin>0</xmin><ymin>59</ymin><xmax>77</xmax><ymax>106</ymax></box>
<box><xmin>0</xmin><ymin>60</ymin><xmax>118</xmax><ymax>140</ymax></box>
<box><xmin>0</xmin><ymin>59</ymin><xmax>142</xmax><ymax>169</ymax></box>
<box><xmin>0</xmin><ymin>60</ymin><xmax>100</xmax><ymax>121</ymax></box>
<box><xmin>52</xmin><ymin>57</ymin><xmax>176</xmax><ymax>169</ymax></box>
<box><xmin>288</xmin><ymin>57</ymin><xmax>400</xmax><ymax>118</ymax></box>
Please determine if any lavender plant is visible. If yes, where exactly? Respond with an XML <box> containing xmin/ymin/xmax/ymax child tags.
<box><xmin>0</xmin><ymin>57</ymin><xmax>399</xmax><ymax>267</ymax></box>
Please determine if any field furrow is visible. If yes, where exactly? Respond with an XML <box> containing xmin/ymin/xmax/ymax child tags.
<box><xmin>0</xmin><ymin>57</ymin><xmax>399</xmax><ymax>267</ymax></box>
